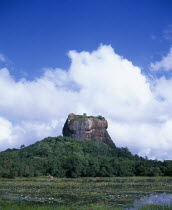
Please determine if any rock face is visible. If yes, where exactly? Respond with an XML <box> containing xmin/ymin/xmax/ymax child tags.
<box><xmin>63</xmin><ymin>113</ymin><xmax>115</xmax><ymax>148</ymax></box>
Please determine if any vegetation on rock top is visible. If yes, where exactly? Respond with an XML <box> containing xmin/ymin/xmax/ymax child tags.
<box><xmin>70</xmin><ymin>114</ymin><xmax>105</xmax><ymax>122</ymax></box>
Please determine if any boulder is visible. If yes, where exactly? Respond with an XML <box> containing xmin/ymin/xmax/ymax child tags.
<box><xmin>63</xmin><ymin>113</ymin><xmax>115</xmax><ymax>148</ymax></box>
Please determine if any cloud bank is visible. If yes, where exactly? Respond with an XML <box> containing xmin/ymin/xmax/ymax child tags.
<box><xmin>1</xmin><ymin>45</ymin><xmax>172</xmax><ymax>159</ymax></box>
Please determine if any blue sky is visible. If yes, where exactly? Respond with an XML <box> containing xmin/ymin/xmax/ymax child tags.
<box><xmin>0</xmin><ymin>0</ymin><xmax>172</xmax><ymax>78</ymax></box>
<box><xmin>1</xmin><ymin>0</ymin><xmax>172</xmax><ymax>159</ymax></box>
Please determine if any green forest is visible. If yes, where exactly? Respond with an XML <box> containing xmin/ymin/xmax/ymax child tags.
<box><xmin>0</xmin><ymin>136</ymin><xmax>172</xmax><ymax>178</ymax></box>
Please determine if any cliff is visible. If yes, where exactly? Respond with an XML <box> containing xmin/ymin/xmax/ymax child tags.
<box><xmin>63</xmin><ymin>113</ymin><xmax>115</xmax><ymax>148</ymax></box>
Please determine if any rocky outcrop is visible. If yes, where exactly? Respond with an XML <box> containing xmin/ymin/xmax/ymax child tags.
<box><xmin>63</xmin><ymin>113</ymin><xmax>115</xmax><ymax>148</ymax></box>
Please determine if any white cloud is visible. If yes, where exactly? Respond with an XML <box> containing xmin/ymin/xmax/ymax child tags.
<box><xmin>0</xmin><ymin>117</ymin><xmax>60</xmax><ymax>151</ymax></box>
<box><xmin>150</xmin><ymin>47</ymin><xmax>172</xmax><ymax>71</ymax></box>
<box><xmin>163</xmin><ymin>24</ymin><xmax>172</xmax><ymax>41</ymax></box>
<box><xmin>1</xmin><ymin>45</ymin><xmax>172</xmax><ymax>159</ymax></box>
<box><xmin>0</xmin><ymin>54</ymin><xmax>6</xmax><ymax>62</ymax></box>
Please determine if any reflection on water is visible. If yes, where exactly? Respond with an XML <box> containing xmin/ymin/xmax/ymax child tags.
<box><xmin>127</xmin><ymin>193</ymin><xmax>172</xmax><ymax>209</ymax></box>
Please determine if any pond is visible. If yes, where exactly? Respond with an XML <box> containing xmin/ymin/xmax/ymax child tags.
<box><xmin>127</xmin><ymin>193</ymin><xmax>172</xmax><ymax>209</ymax></box>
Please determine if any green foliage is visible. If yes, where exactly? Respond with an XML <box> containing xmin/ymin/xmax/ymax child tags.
<box><xmin>0</xmin><ymin>136</ymin><xmax>171</xmax><ymax>178</ymax></box>
<box><xmin>70</xmin><ymin>114</ymin><xmax>106</xmax><ymax>123</ymax></box>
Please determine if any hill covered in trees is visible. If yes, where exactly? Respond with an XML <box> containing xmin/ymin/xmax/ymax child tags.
<box><xmin>0</xmin><ymin>136</ymin><xmax>172</xmax><ymax>178</ymax></box>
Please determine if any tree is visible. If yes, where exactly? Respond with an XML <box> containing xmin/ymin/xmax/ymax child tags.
<box><xmin>20</xmin><ymin>145</ymin><xmax>25</xmax><ymax>149</ymax></box>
